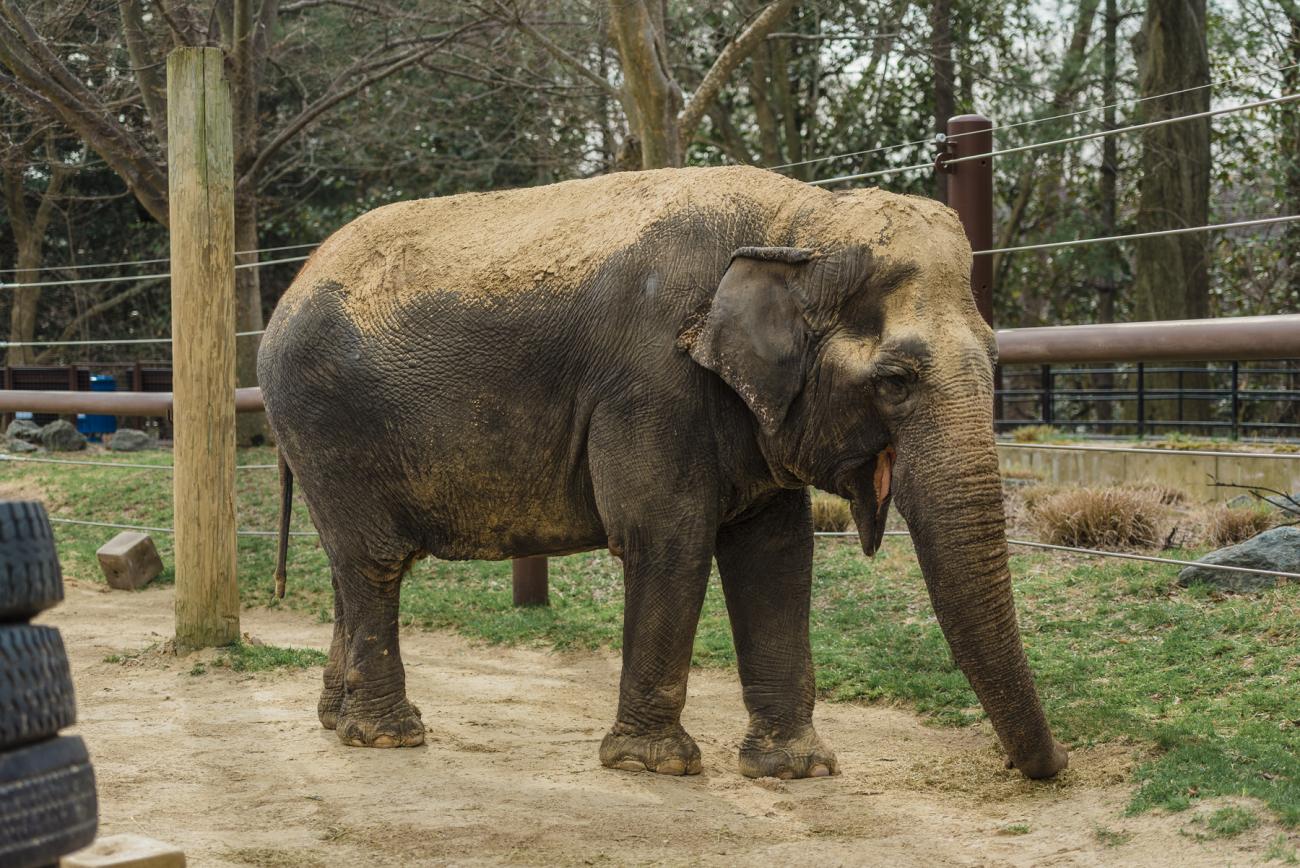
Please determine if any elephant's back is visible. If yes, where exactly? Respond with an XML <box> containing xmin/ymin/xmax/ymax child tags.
<box><xmin>269</xmin><ymin>166</ymin><xmax>823</xmax><ymax>335</ymax></box>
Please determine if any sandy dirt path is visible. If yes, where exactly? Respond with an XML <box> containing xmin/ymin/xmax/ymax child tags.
<box><xmin>39</xmin><ymin>581</ymin><xmax>1289</xmax><ymax>867</ymax></box>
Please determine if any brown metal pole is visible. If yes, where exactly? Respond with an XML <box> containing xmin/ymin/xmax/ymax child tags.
<box><xmin>945</xmin><ymin>114</ymin><xmax>994</xmax><ymax>325</ymax></box>
<box><xmin>512</xmin><ymin>556</ymin><xmax>549</xmax><ymax>607</ymax></box>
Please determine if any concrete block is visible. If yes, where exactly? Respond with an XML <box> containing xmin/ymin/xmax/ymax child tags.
<box><xmin>62</xmin><ymin>834</ymin><xmax>186</xmax><ymax>868</ymax></box>
<box><xmin>96</xmin><ymin>532</ymin><xmax>163</xmax><ymax>590</ymax></box>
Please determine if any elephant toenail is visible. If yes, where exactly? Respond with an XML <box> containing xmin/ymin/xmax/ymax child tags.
<box><xmin>778</xmin><ymin>770</ymin><xmax>794</xmax><ymax>780</ymax></box>
<box><xmin>810</xmin><ymin>764</ymin><xmax>831</xmax><ymax>777</ymax></box>
<box><xmin>656</xmin><ymin>758</ymin><xmax>686</xmax><ymax>775</ymax></box>
<box><xmin>613</xmin><ymin>759</ymin><xmax>647</xmax><ymax>772</ymax></box>
<box><xmin>372</xmin><ymin>735</ymin><xmax>396</xmax><ymax>747</ymax></box>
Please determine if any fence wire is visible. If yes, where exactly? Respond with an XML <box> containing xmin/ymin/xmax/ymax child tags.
<box><xmin>0</xmin><ymin>241</ymin><xmax>320</xmax><ymax>275</ymax></box>
<box><xmin>1</xmin><ymin>254</ymin><xmax>311</xmax><ymax>291</ymax></box>
<box><xmin>777</xmin><ymin>60</ymin><xmax>1300</xmax><ymax>172</ymax></box>
<box><xmin>811</xmin><ymin>93</ymin><xmax>1300</xmax><ymax>187</ymax></box>
<box><xmin>47</xmin><ymin>516</ymin><xmax>317</xmax><ymax>537</ymax></box>
<box><xmin>813</xmin><ymin>530</ymin><xmax>1300</xmax><ymax>580</ymax></box>
<box><xmin>976</xmin><ymin>214</ymin><xmax>1300</xmax><ymax>256</ymax></box>
<box><xmin>0</xmin><ymin>455</ymin><xmax>276</xmax><ymax>470</ymax></box>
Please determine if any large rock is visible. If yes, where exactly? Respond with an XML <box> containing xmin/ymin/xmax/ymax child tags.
<box><xmin>39</xmin><ymin>419</ymin><xmax>86</xmax><ymax>452</ymax></box>
<box><xmin>1264</xmin><ymin>491</ymin><xmax>1300</xmax><ymax>515</ymax></box>
<box><xmin>6</xmin><ymin>418</ymin><xmax>42</xmax><ymax>444</ymax></box>
<box><xmin>5</xmin><ymin>437</ymin><xmax>37</xmax><ymax>453</ymax></box>
<box><xmin>96</xmin><ymin>532</ymin><xmax>163</xmax><ymax>590</ymax></box>
<box><xmin>1178</xmin><ymin>526</ymin><xmax>1300</xmax><ymax>592</ymax></box>
<box><xmin>108</xmin><ymin>429</ymin><xmax>152</xmax><ymax>452</ymax></box>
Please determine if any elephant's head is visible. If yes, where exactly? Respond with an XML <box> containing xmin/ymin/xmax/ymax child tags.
<box><xmin>684</xmin><ymin>193</ymin><xmax>1068</xmax><ymax>779</ymax></box>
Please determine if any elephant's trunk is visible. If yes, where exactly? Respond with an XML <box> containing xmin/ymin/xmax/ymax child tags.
<box><xmin>893</xmin><ymin>393</ymin><xmax>1067</xmax><ymax>779</ymax></box>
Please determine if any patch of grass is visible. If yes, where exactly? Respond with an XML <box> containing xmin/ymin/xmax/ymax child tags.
<box><xmin>1028</xmin><ymin>486</ymin><xmax>1165</xmax><ymax>550</ymax></box>
<box><xmin>1266</xmin><ymin>834</ymin><xmax>1299</xmax><ymax>863</ymax></box>
<box><xmin>1182</xmin><ymin>805</ymin><xmax>1259</xmax><ymax>841</ymax></box>
<box><xmin>1093</xmin><ymin>826</ymin><xmax>1133</xmax><ymax>847</ymax></box>
<box><xmin>14</xmin><ymin>447</ymin><xmax>1300</xmax><ymax>827</ymax></box>
<box><xmin>213</xmin><ymin>642</ymin><xmax>328</xmax><ymax>673</ymax></box>
<box><xmin>998</xmin><ymin>823</ymin><xmax>1030</xmax><ymax>836</ymax></box>
<box><xmin>1011</xmin><ymin>424</ymin><xmax>1063</xmax><ymax>443</ymax></box>
<box><xmin>189</xmin><ymin>662</ymin><xmax>207</xmax><ymax>677</ymax></box>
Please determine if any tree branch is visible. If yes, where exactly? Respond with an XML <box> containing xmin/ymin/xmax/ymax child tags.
<box><xmin>677</xmin><ymin>0</ymin><xmax>797</xmax><ymax>146</ymax></box>
<box><xmin>241</xmin><ymin>21</ymin><xmax>482</xmax><ymax>186</ymax></box>
<box><xmin>497</xmin><ymin>2</ymin><xmax>620</xmax><ymax>98</ymax></box>
<box><xmin>117</xmin><ymin>0</ymin><xmax>168</xmax><ymax>147</ymax></box>
<box><xmin>33</xmin><ymin>281</ymin><xmax>155</xmax><ymax>364</ymax></box>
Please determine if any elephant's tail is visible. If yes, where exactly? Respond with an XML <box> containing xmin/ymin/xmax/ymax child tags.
<box><xmin>274</xmin><ymin>451</ymin><xmax>293</xmax><ymax>599</ymax></box>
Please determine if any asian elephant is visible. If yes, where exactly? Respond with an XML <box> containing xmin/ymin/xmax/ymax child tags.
<box><xmin>258</xmin><ymin>165</ymin><xmax>1068</xmax><ymax>781</ymax></box>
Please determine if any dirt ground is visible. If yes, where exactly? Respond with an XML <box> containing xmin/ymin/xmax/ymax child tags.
<box><xmin>41</xmin><ymin>581</ymin><xmax>1291</xmax><ymax>867</ymax></box>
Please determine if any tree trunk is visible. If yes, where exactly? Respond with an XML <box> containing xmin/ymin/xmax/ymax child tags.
<box><xmin>7</xmin><ymin>239</ymin><xmax>41</xmax><ymax>366</ymax></box>
<box><xmin>607</xmin><ymin>0</ymin><xmax>683</xmax><ymax>168</ymax></box>
<box><xmin>234</xmin><ymin>184</ymin><xmax>268</xmax><ymax>444</ymax></box>
<box><xmin>930</xmin><ymin>0</ymin><xmax>955</xmax><ymax>204</ymax></box>
<box><xmin>1132</xmin><ymin>0</ymin><xmax>1210</xmax><ymax>429</ymax></box>
<box><xmin>1131</xmin><ymin>0</ymin><xmax>1210</xmax><ymax>322</ymax></box>
<box><xmin>1283</xmin><ymin>11</ymin><xmax>1300</xmax><ymax>306</ymax></box>
<box><xmin>1094</xmin><ymin>0</ymin><xmax>1120</xmax><ymax>424</ymax></box>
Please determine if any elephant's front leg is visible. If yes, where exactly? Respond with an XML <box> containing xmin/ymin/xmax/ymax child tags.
<box><xmin>716</xmin><ymin>488</ymin><xmax>837</xmax><ymax>779</ymax></box>
<box><xmin>334</xmin><ymin>559</ymin><xmax>424</xmax><ymax>748</ymax></box>
<box><xmin>599</xmin><ymin>532</ymin><xmax>714</xmax><ymax>776</ymax></box>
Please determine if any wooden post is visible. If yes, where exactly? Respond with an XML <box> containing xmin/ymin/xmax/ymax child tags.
<box><xmin>168</xmin><ymin>47</ymin><xmax>239</xmax><ymax>648</ymax></box>
<box><xmin>512</xmin><ymin>557</ymin><xmax>549</xmax><ymax>607</ymax></box>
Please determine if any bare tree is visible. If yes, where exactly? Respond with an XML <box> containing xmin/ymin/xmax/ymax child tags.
<box><xmin>0</xmin><ymin>127</ymin><xmax>70</xmax><ymax>364</ymax></box>
<box><xmin>496</xmin><ymin>0</ymin><xmax>797</xmax><ymax>169</ymax></box>
<box><xmin>0</xmin><ymin>0</ymin><xmax>487</xmax><ymax>440</ymax></box>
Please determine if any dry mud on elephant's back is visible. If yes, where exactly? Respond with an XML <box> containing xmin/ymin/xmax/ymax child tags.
<box><xmin>44</xmin><ymin>583</ymin><xmax>1288</xmax><ymax>868</ymax></box>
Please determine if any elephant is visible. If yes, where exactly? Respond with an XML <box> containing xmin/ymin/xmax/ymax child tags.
<box><xmin>258</xmin><ymin>164</ymin><xmax>1068</xmax><ymax>781</ymax></box>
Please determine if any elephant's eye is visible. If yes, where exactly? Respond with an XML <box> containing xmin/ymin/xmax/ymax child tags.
<box><xmin>873</xmin><ymin>368</ymin><xmax>914</xmax><ymax>406</ymax></box>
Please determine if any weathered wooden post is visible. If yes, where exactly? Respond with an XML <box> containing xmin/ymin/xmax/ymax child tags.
<box><xmin>168</xmin><ymin>47</ymin><xmax>239</xmax><ymax>647</ymax></box>
<box><xmin>512</xmin><ymin>556</ymin><xmax>549</xmax><ymax>607</ymax></box>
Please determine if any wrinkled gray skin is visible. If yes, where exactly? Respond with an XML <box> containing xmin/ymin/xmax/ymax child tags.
<box><xmin>258</xmin><ymin>166</ymin><xmax>1068</xmax><ymax>781</ymax></box>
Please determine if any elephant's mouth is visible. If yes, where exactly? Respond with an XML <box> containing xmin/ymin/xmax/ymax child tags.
<box><xmin>845</xmin><ymin>445</ymin><xmax>895</xmax><ymax>556</ymax></box>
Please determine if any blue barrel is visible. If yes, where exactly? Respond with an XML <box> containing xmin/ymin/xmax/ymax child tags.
<box><xmin>76</xmin><ymin>375</ymin><xmax>118</xmax><ymax>440</ymax></box>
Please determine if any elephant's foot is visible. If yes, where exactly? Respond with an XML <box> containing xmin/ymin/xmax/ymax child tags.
<box><xmin>336</xmin><ymin>698</ymin><xmax>425</xmax><ymax>748</ymax></box>
<box><xmin>600</xmin><ymin>724</ymin><xmax>702</xmax><ymax>775</ymax></box>
<box><xmin>1006</xmin><ymin>739</ymin><xmax>1070</xmax><ymax>780</ymax></box>
<box><xmin>317</xmin><ymin>681</ymin><xmax>344</xmax><ymax>730</ymax></box>
<box><xmin>738</xmin><ymin>724</ymin><xmax>837</xmax><ymax>780</ymax></box>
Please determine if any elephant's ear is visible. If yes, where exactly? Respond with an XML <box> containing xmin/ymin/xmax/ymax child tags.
<box><xmin>686</xmin><ymin>247</ymin><xmax>815</xmax><ymax>433</ymax></box>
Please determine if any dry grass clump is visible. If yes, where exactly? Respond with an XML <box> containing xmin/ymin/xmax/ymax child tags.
<box><xmin>1028</xmin><ymin>486</ymin><xmax>1165</xmax><ymax>550</ymax></box>
<box><xmin>1011</xmin><ymin>425</ymin><xmax>1062</xmax><ymax>443</ymax></box>
<box><xmin>810</xmin><ymin>490</ymin><xmax>853</xmax><ymax>532</ymax></box>
<box><xmin>1122</xmin><ymin>481</ymin><xmax>1188</xmax><ymax>506</ymax></box>
<box><xmin>1204</xmin><ymin>506</ymin><xmax>1275</xmax><ymax>548</ymax></box>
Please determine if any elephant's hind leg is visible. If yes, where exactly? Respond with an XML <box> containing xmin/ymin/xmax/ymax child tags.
<box><xmin>716</xmin><ymin>488</ymin><xmax>837</xmax><ymax>780</ymax></box>
<box><xmin>330</xmin><ymin>550</ymin><xmax>425</xmax><ymax>748</ymax></box>
<box><xmin>317</xmin><ymin>568</ymin><xmax>346</xmax><ymax>730</ymax></box>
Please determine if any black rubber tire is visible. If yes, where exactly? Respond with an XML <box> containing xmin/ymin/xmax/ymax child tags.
<box><xmin>0</xmin><ymin>736</ymin><xmax>98</xmax><ymax>868</ymax></box>
<box><xmin>0</xmin><ymin>625</ymin><xmax>76</xmax><ymax>751</ymax></box>
<box><xmin>0</xmin><ymin>502</ymin><xmax>62</xmax><ymax>622</ymax></box>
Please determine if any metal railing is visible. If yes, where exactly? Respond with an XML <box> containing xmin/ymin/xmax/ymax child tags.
<box><xmin>997</xmin><ymin>360</ymin><xmax>1300</xmax><ymax>439</ymax></box>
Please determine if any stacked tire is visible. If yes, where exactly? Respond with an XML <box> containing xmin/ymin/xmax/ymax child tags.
<box><xmin>0</xmin><ymin>501</ymin><xmax>98</xmax><ymax>867</ymax></box>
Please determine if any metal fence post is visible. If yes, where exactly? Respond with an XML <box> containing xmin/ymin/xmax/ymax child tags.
<box><xmin>168</xmin><ymin>47</ymin><xmax>239</xmax><ymax>648</ymax></box>
<box><xmin>1136</xmin><ymin>362</ymin><xmax>1146</xmax><ymax>438</ymax></box>
<box><xmin>512</xmin><ymin>557</ymin><xmax>549</xmax><ymax>607</ymax></box>
<box><xmin>1040</xmin><ymin>364</ymin><xmax>1053</xmax><ymax>426</ymax></box>
<box><xmin>944</xmin><ymin>114</ymin><xmax>994</xmax><ymax>325</ymax></box>
<box><xmin>1231</xmin><ymin>361</ymin><xmax>1241</xmax><ymax>441</ymax></box>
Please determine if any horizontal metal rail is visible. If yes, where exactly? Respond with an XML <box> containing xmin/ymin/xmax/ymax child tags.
<box><xmin>0</xmin><ymin>316</ymin><xmax>1291</xmax><ymax>416</ymax></box>
<box><xmin>995</xmin><ymin>315</ymin><xmax>1300</xmax><ymax>364</ymax></box>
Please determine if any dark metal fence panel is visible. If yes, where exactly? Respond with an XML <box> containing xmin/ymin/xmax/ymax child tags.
<box><xmin>996</xmin><ymin>359</ymin><xmax>1300</xmax><ymax>439</ymax></box>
